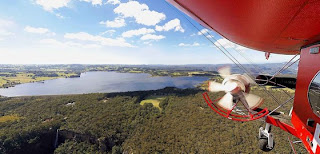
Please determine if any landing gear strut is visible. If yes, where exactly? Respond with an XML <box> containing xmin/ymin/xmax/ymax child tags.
<box><xmin>259</xmin><ymin>123</ymin><xmax>275</xmax><ymax>152</ymax></box>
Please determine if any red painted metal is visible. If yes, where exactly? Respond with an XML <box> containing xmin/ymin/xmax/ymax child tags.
<box><xmin>203</xmin><ymin>92</ymin><xmax>269</xmax><ymax>121</ymax></box>
<box><xmin>168</xmin><ymin>0</ymin><xmax>320</xmax><ymax>55</ymax></box>
<box><xmin>265</xmin><ymin>116</ymin><xmax>298</xmax><ymax>138</ymax></box>
<box><xmin>290</xmin><ymin>44</ymin><xmax>320</xmax><ymax>154</ymax></box>
<box><xmin>167</xmin><ymin>0</ymin><xmax>320</xmax><ymax>152</ymax></box>
<box><xmin>202</xmin><ymin>45</ymin><xmax>320</xmax><ymax>153</ymax></box>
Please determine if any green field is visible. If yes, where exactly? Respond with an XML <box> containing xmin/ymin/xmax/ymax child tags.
<box><xmin>0</xmin><ymin>78</ymin><xmax>6</xmax><ymax>86</ymax></box>
<box><xmin>0</xmin><ymin>115</ymin><xmax>22</xmax><ymax>123</ymax></box>
<box><xmin>6</xmin><ymin>73</ymin><xmax>38</xmax><ymax>83</ymax></box>
<box><xmin>56</xmin><ymin>72</ymin><xmax>78</xmax><ymax>77</ymax></box>
<box><xmin>172</xmin><ymin>72</ymin><xmax>183</xmax><ymax>76</ymax></box>
<box><xmin>0</xmin><ymin>72</ymin><xmax>80</xmax><ymax>88</ymax></box>
<box><xmin>264</xmin><ymin>85</ymin><xmax>295</xmax><ymax>93</ymax></box>
<box><xmin>128</xmin><ymin>70</ymin><xmax>143</xmax><ymax>73</ymax></box>
<box><xmin>140</xmin><ymin>96</ymin><xmax>165</xmax><ymax>109</ymax></box>
<box><xmin>188</xmin><ymin>71</ymin><xmax>203</xmax><ymax>75</ymax></box>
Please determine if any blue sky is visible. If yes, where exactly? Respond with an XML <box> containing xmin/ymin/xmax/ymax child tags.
<box><xmin>0</xmin><ymin>0</ymin><xmax>296</xmax><ymax>64</ymax></box>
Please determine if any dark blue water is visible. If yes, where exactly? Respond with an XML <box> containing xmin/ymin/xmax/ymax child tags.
<box><xmin>0</xmin><ymin>72</ymin><xmax>208</xmax><ymax>97</ymax></box>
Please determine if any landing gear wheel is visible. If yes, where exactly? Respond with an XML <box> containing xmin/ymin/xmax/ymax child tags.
<box><xmin>259</xmin><ymin>123</ymin><xmax>275</xmax><ymax>152</ymax></box>
<box><xmin>259</xmin><ymin>138</ymin><xmax>275</xmax><ymax>152</ymax></box>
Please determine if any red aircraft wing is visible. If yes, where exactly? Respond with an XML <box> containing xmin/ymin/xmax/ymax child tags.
<box><xmin>168</xmin><ymin>0</ymin><xmax>320</xmax><ymax>55</ymax></box>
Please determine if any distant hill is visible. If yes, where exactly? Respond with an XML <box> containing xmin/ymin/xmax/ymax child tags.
<box><xmin>0</xmin><ymin>63</ymin><xmax>298</xmax><ymax>75</ymax></box>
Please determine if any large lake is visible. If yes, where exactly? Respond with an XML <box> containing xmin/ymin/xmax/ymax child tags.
<box><xmin>0</xmin><ymin>72</ymin><xmax>208</xmax><ymax>97</ymax></box>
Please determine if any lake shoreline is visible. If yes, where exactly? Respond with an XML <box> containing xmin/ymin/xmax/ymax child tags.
<box><xmin>0</xmin><ymin>71</ymin><xmax>209</xmax><ymax>97</ymax></box>
<box><xmin>0</xmin><ymin>70</ymin><xmax>215</xmax><ymax>89</ymax></box>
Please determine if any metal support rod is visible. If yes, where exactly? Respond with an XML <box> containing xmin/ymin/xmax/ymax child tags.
<box><xmin>268</xmin><ymin>96</ymin><xmax>295</xmax><ymax>116</ymax></box>
<box><xmin>269</xmin><ymin>55</ymin><xmax>299</xmax><ymax>81</ymax></box>
<box><xmin>293</xmin><ymin>141</ymin><xmax>302</xmax><ymax>144</ymax></box>
<box><xmin>265</xmin><ymin>123</ymin><xmax>271</xmax><ymax>133</ymax></box>
<box><xmin>288</xmin><ymin>136</ymin><xmax>297</xmax><ymax>154</ymax></box>
<box><xmin>238</xmin><ymin>92</ymin><xmax>254</xmax><ymax>115</ymax></box>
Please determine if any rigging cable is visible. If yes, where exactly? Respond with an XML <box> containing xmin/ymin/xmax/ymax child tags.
<box><xmin>204</xmin><ymin>29</ymin><xmax>298</xmax><ymax>98</ymax></box>
<box><xmin>204</xmin><ymin>26</ymin><xmax>297</xmax><ymax>106</ymax></box>
<box><xmin>164</xmin><ymin>1</ymin><xmax>284</xmax><ymax>105</ymax></box>
<box><xmin>269</xmin><ymin>54</ymin><xmax>299</xmax><ymax>81</ymax></box>
<box><xmin>228</xmin><ymin>42</ymin><xmax>299</xmax><ymax>98</ymax></box>
<box><xmin>180</xmin><ymin>11</ymin><xmax>291</xmax><ymax>105</ymax></box>
<box><xmin>201</xmin><ymin>30</ymin><xmax>256</xmax><ymax>80</ymax></box>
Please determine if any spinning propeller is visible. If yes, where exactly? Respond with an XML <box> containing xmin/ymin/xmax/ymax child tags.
<box><xmin>208</xmin><ymin>66</ymin><xmax>264</xmax><ymax>111</ymax></box>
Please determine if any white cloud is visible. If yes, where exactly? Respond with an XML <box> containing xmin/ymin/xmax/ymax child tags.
<box><xmin>214</xmin><ymin>38</ymin><xmax>247</xmax><ymax>51</ymax></box>
<box><xmin>0</xmin><ymin>19</ymin><xmax>14</xmax><ymax>28</ymax></box>
<box><xmin>143</xmin><ymin>41</ymin><xmax>152</xmax><ymax>46</ymax></box>
<box><xmin>107</xmin><ymin>0</ymin><xmax>120</xmax><ymax>5</ymax></box>
<box><xmin>0</xmin><ymin>30</ymin><xmax>14</xmax><ymax>39</ymax></box>
<box><xmin>40</xmin><ymin>38</ymin><xmax>101</xmax><ymax>48</ymax></box>
<box><xmin>64</xmin><ymin>32</ymin><xmax>134</xmax><ymax>47</ymax></box>
<box><xmin>24</xmin><ymin>26</ymin><xmax>56</xmax><ymax>36</ymax></box>
<box><xmin>100</xmin><ymin>30</ymin><xmax>116</xmax><ymax>36</ymax></box>
<box><xmin>178</xmin><ymin>42</ymin><xmax>200</xmax><ymax>47</ymax></box>
<box><xmin>114</xmin><ymin>1</ymin><xmax>166</xmax><ymax>26</ymax></box>
<box><xmin>55</xmin><ymin>13</ymin><xmax>65</xmax><ymax>19</ymax></box>
<box><xmin>24</xmin><ymin>26</ymin><xmax>49</xmax><ymax>34</ymax></box>
<box><xmin>40</xmin><ymin>38</ymin><xmax>63</xmax><ymax>45</ymax></box>
<box><xmin>140</xmin><ymin>34</ymin><xmax>165</xmax><ymax>41</ymax></box>
<box><xmin>80</xmin><ymin>0</ymin><xmax>103</xmax><ymax>5</ymax></box>
<box><xmin>122</xmin><ymin>28</ymin><xmax>155</xmax><ymax>38</ymax></box>
<box><xmin>214</xmin><ymin>38</ymin><xmax>237</xmax><ymax>49</ymax></box>
<box><xmin>35</xmin><ymin>0</ymin><xmax>102</xmax><ymax>12</ymax></box>
<box><xmin>100</xmin><ymin>17</ymin><xmax>126</xmax><ymax>28</ymax></box>
<box><xmin>0</xmin><ymin>19</ymin><xmax>15</xmax><ymax>40</ymax></box>
<box><xmin>35</xmin><ymin>0</ymin><xmax>71</xmax><ymax>12</ymax></box>
<box><xmin>197</xmin><ymin>29</ymin><xmax>210</xmax><ymax>35</ymax></box>
<box><xmin>155</xmin><ymin>18</ymin><xmax>184</xmax><ymax>33</ymax></box>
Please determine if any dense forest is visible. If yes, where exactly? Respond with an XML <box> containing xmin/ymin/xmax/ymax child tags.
<box><xmin>0</xmin><ymin>87</ymin><xmax>306</xmax><ymax>153</ymax></box>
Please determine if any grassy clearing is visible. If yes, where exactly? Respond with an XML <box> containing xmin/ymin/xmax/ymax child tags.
<box><xmin>140</xmin><ymin>96</ymin><xmax>165</xmax><ymax>109</ymax></box>
<box><xmin>35</xmin><ymin>77</ymin><xmax>59</xmax><ymax>81</ymax></box>
<box><xmin>46</xmin><ymin>69</ymin><xmax>67</xmax><ymax>72</ymax></box>
<box><xmin>129</xmin><ymin>71</ymin><xmax>143</xmax><ymax>73</ymax></box>
<box><xmin>0</xmin><ymin>78</ymin><xmax>6</xmax><ymax>86</ymax></box>
<box><xmin>188</xmin><ymin>72</ymin><xmax>204</xmax><ymax>75</ymax></box>
<box><xmin>0</xmin><ymin>115</ymin><xmax>22</xmax><ymax>123</ymax></box>
<box><xmin>199</xmin><ymin>80</ymin><xmax>210</xmax><ymax>90</ymax></box>
<box><xmin>6</xmin><ymin>73</ymin><xmax>35</xmax><ymax>83</ymax></box>
<box><xmin>5</xmin><ymin>73</ymin><xmax>57</xmax><ymax>84</ymax></box>
<box><xmin>268</xmin><ymin>86</ymin><xmax>295</xmax><ymax>93</ymax></box>
<box><xmin>0</xmin><ymin>72</ymin><xmax>80</xmax><ymax>87</ymax></box>
<box><xmin>172</xmin><ymin>72</ymin><xmax>182</xmax><ymax>76</ymax></box>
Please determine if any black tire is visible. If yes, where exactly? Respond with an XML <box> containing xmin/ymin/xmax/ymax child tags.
<box><xmin>259</xmin><ymin>138</ymin><xmax>275</xmax><ymax>152</ymax></box>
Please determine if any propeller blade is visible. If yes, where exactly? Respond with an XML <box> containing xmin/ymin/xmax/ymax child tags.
<box><xmin>218</xmin><ymin>66</ymin><xmax>231</xmax><ymax>78</ymax></box>
<box><xmin>243</xmin><ymin>93</ymin><xmax>263</xmax><ymax>109</ymax></box>
<box><xmin>216</xmin><ymin>93</ymin><xmax>234</xmax><ymax>110</ymax></box>
<box><xmin>224</xmin><ymin>81</ymin><xmax>238</xmax><ymax>92</ymax></box>
<box><xmin>208</xmin><ymin>81</ymin><xmax>225</xmax><ymax>92</ymax></box>
<box><xmin>243</xmin><ymin>73</ymin><xmax>257</xmax><ymax>85</ymax></box>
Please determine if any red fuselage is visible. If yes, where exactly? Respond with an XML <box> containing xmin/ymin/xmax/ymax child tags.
<box><xmin>168</xmin><ymin>0</ymin><xmax>320</xmax><ymax>55</ymax></box>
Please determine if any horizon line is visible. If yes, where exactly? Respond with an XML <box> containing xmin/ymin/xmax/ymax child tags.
<box><xmin>0</xmin><ymin>62</ymin><xmax>287</xmax><ymax>65</ymax></box>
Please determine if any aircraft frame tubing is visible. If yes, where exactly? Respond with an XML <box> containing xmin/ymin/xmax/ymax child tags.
<box><xmin>202</xmin><ymin>92</ymin><xmax>269</xmax><ymax>121</ymax></box>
